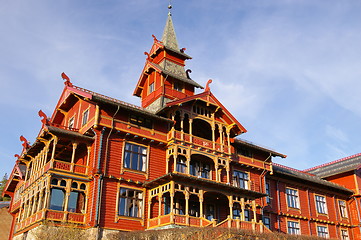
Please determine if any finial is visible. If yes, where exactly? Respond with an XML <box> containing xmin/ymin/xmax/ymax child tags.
<box><xmin>168</xmin><ymin>0</ymin><xmax>172</xmax><ymax>16</ymax></box>
<box><xmin>61</xmin><ymin>72</ymin><xmax>73</xmax><ymax>87</ymax></box>
<box><xmin>205</xmin><ymin>79</ymin><xmax>213</xmax><ymax>92</ymax></box>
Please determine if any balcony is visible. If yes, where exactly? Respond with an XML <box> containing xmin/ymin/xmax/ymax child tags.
<box><xmin>148</xmin><ymin>213</ymin><xmax>212</xmax><ymax>229</ymax></box>
<box><xmin>44</xmin><ymin>159</ymin><xmax>89</xmax><ymax>175</ymax></box>
<box><xmin>16</xmin><ymin>209</ymin><xmax>85</xmax><ymax>232</ymax></box>
<box><xmin>147</xmin><ymin>213</ymin><xmax>271</xmax><ymax>233</ymax></box>
<box><xmin>168</xmin><ymin>130</ymin><xmax>230</xmax><ymax>154</ymax></box>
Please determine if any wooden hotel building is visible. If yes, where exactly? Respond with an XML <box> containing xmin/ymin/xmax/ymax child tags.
<box><xmin>3</xmin><ymin>11</ymin><xmax>361</xmax><ymax>240</ymax></box>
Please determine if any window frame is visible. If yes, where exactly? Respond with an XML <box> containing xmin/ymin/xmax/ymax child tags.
<box><xmin>174</xmin><ymin>81</ymin><xmax>183</xmax><ymax>92</ymax></box>
<box><xmin>149</xmin><ymin>82</ymin><xmax>154</xmax><ymax>94</ymax></box>
<box><xmin>233</xmin><ymin>170</ymin><xmax>249</xmax><ymax>189</ymax></box>
<box><xmin>341</xmin><ymin>229</ymin><xmax>349</xmax><ymax>240</ymax></box>
<box><xmin>338</xmin><ymin>200</ymin><xmax>348</xmax><ymax>218</ymax></box>
<box><xmin>190</xmin><ymin>160</ymin><xmax>211</xmax><ymax>179</ymax></box>
<box><xmin>287</xmin><ymin>220</ymin><xmax>300</xmax><ymax>235</ymax></box>
<box><xmin>266</xmin><ymin>182</ymin><xmax>271</xmax><ymax>204</ymax></box>
<box><xmin>286</xmin><ymin>187</ymin><xmax>299</xmax><ymax>209</ymax></box>
<box><xmin>315</xmin><ymin>194</ymin><xmax>328</xmax><ymax>215</ymax></box>
<box><xmin>176</xmin><ymin>155</ymin><xmax>187</xmax><ymax>173</ymax></box>
<box><xmin>123</xmin><ymin>142</ymin><xmax>148</xmax><ymax>172</ymax></box>
<box><xmin>263</xmin><ymin>216</ymin><xmax>271</xmax><ymax>229</ymax></box>
<box><xmin>317</xmin><ymin>225</ymin><xmax>329</xmax><ymax>238</ymax></box>
<box><xmin>82</xmin><ymin>108</ymin><xmax>89</xmax><ymax>126</ymax></box>
<box><xmin>117</xmin><ymin>187</ymin><xmax>144</xmax><ymax>219</ymax></box>
<box><xmin>68</xmin><ymin>116</ymin><xmax>75</xmax><ymax>129</ymax></box>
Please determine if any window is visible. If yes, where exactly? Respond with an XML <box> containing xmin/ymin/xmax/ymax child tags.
<box><xmin>49</xmin><ymin>188</ymin><xmax>65</xmax><ymax>211</ymax></box>
<box><xmin>286</xmin><ymin>188</ymin><xmax>299</xmax><ymax>209</ymax></box>
<box><xmin>174</xmin><ymin>81</ymin><xmax>183</xmax><ymax>92</ymax></box>
<box><xmin>263</xmin><ymin>216</ymin><xmax>271</xmax><ymax>229</ymax></box>
<box><xmin>123</xmin><ymin>142</ymin><xmax>147</xmax><ymax>172</ymax></box>
<box><xmin>288</xmin><ymin>221</ymin><xmax>300</xmax><ymax>235</ymax></box>
<box><xmin>190</xmin><ymin>161</ymin><xmax>211</xmax><ymax>179</ymax></box>
<box><xmin>317</xmin><ymin>226</ymin><xmax>328</xmax><ymax>238</ymax></box>
<box><xmin>176</xmin><ymin>156</ymin><xmax>187</xmax><ymax>173</ymax></box>
<box><xmin>149</xmin><ymin>82</ymin><xmax>154</xmax><ymax>93</ymax></box>
<box><xmin>163</xmin><ymin>196</ymin><xmax>171</xmax><ymax>215</ymax></box>
<box><xmin>233</xmin><ymin>203</ymin><xmax>241</xmax><ymax>219</ymax></box>
<box><xmin>266</xmin><ymin>182</ymin><xmax>271</xmax><ymax>204</ymax></box>
<box><xmin>339</xmin><ymin>200</ymin><xmax>348</xmax><ymax>218</ymax></box>
<box><xmin>341</xmin><ymin>229</ymin><xmax>349</xmax><ymax>240</ymax></box>
<box><xmin>237</xmin><ymin>147</ymin><xmax>252</xmax><ymax>158</ymax></box>
<box><xmin>82</xmin><ymin>109</ymin><xmax>89</xmax><ymax>126</ymax></box>
<box><xmin>233</xmin><ymin>171</ymin><xmax>249</xmax><ymax>189</ymax></box>
<box><xmin>130</xmin><ymin>114</ymin><xmax>152</xmax><ymax>129</ymax></box>
<box><xmin>67</xmin><ymin>191</ymin><xmax>86</xmax><ymax>213</ymax></box>
<box><xmin>118</xmin><ymin>188</ymin><xmax>143</xmax><ymax>218</ymax></box>
<box><xmin>244</xmin><ymin>209</ymin><xmax>250</xmax><ymax>221</ymax></box>
<box><xmin>315</xmin><ymin>195</ymin><xmax>328</xmax><ymax>214</ymax></box>
<box><xmin>69</xmin><ymin>117</ymin><xmax>74</xmax><ymax>129</ymax></box>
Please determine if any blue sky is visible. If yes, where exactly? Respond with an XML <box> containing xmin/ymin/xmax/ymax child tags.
<box><xmin>1</xmin><ymin>0</ymin><xmax>361</xmax><ymax>179</ymax></box>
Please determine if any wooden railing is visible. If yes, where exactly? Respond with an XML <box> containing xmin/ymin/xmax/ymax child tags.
<box><xmin>147</xmin><ymin>214</ymin><xmax>271</xmax><ymax>234</ymax></box>
<box><xmin>148</xmin><ymin>214</ymin><xmax>212</xmax><ymax>229</ymax></box>
<box><xmin>168</xmin><ymin>130</ymin><xmax>230</xmax><ymax>154</ymax></box>
<box><xmin>16</xmin><ymin>209</ymin><xmax>85</xmax><ymax>233</ymax></box>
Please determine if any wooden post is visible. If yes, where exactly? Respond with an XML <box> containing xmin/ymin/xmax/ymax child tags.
<box><xmin>70</xmin><ymin>143</ymin><xmax>78</xmax><ymax>172</ymax></box>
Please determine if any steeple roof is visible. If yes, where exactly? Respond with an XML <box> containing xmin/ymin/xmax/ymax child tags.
<box><xmin>161</xmin><ymin>14</ymin><xmax>179</xmax><ymax>51</ymax></box>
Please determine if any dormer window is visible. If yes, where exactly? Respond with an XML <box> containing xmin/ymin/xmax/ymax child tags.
<box><xmin>149</xmin><ymin>82</ymin><xmax>154</xmax><ymax>93</ymax></box>
<box><xmin>174</xmin><ymin>81</ymin><xmax>183</xmax><ymax>92</ymax></box>
<box><xmin>82</xmin><ymin>109</ymin><xmax>89</xmax><ymax>126</ymax></box>
<box><xmin>69</xmin><ymin>117</ymin><xmax>74</xmax><ymax>129</ymax></box>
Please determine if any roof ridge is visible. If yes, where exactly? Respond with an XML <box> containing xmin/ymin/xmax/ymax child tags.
<box><xmin>273</xmin><ymin>163</ymin><xmax>312</xmax><ymax>174</ymax></box>
<box><xmin>304</xmin><ymin>153</ymin><xmax>361</xmax><ymax>172</ymax></box>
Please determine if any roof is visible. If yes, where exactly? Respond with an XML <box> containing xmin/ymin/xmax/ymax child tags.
<box><xmin>149</xmin><ymin>61</ymin><xmax>203</xmax><ymax>88</ymax></box>
<box><xmin>234</xmin><ymin>138</ymin><xmax>286</xmax><ymax>158</ymax></box>
<box><xmin>163</xmin><ymin>90</ymin><xmax>247</xmax><ymax>135</ymax></box>
<box><xmin>68</xmin><ymin>85</ymin><xmax>174</xmax><ymax>124</ymax></box>
<box><xmin>305</xmin><ymin>153</ymin><xmax>361</xmax><ymax>178</ymax></box>
<box><xmin>143</xmin><ymin>173</ymin><xmax>266</xmax><ymax>199</ymax></box>
<box><xmin>162</xmin><ymin>14</ymin><xmax>179</xmax><ymax>52</ymax></box>
<box><xmin>272</xmin><ymin>163</ymin><xmax>354</xmax><ymax>195</ymax></box>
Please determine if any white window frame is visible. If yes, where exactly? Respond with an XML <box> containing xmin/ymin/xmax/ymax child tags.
<box><xmin>287</xmin><ymin>220</ymin><xmax>300</xmax><ymax>235</ymax></box>
<box><xmin>68</xmin><ymin>116</ymin><xmax>75</xmax><ymax>129</ymax></box>
<box><xmin>315</xmin><ymin>195</ymin><xmax>328</xmax><ymax>214</ymax></box>
<box><xmin>123</xmin><ymin>142</ymin><xmax>148</xmax><ymax>172</ymax></box>
<box><xmin>286</xmin><ymin>188</ymin><xmax>299</xmax><ymax>209</ymax></box>
<box><xmin>339</xmin><ymin>200</ymin><xmax>348</xmax><ymax>218</ymax></box>
<box><xmin>317</xmin><ymin>225</ymin><xmax>329</xmax><ymax>238</ymax></box>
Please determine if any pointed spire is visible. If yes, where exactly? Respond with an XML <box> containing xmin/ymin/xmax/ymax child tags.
<box><xmin>161</xmin><ymin>4</ymin><xmax>179</xmax><ymax>51</ymax></box>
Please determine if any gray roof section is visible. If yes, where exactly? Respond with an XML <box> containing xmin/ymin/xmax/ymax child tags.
<box><xmin>306</xmin><ymin>154</ymin><xmax>361</xmax><ymax>178</ymax></box>
<box><xmin>272</xmin><ymin>164</ymin><xmax>353</xmax><ymax>195</ymax></box>
<box><xmin>162</xmin><ymin>14</ymin><xmax>179</xmax><ymax>52</ymax></box>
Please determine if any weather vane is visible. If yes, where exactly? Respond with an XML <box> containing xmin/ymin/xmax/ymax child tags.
<box><xmin>168</xmin><ymin>0</ymin><xmax>172</xmax><ymax>16</ymax></box>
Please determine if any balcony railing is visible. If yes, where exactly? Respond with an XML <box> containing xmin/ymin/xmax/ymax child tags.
<box><xmin>168</xmin><ymin>130</ymin><xmax>230</xmax><ymax>154</ymax></box>
<box><xmin>44</xmin><ymin>159</ymin><xmax>89</xmax><ymax>175</ymax></box>
<box><xmin>148</xmin><ymin>213</ymin><xmax>212</xmax><ymax>229</ymax></box>
<box><xmin>16</xmin><ymin>209</ymin><xmax>85</xmax><ymax>233</ymax></box>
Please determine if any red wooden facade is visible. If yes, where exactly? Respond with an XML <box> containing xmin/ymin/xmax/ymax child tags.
<box><xmin>3</xmin><ymin>12</ymin><xmax>361</xmax><ymax>240</ymax></box>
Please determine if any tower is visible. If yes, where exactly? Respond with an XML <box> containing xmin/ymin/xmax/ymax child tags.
<box><xmin>133</xmin><ymin>12</ymin><xmax>203</xmax><ymax>113</ymax></box>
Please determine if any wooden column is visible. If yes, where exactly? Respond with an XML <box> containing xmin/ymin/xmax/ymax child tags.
<box><xmin>189</xmin><ymin>118</ymin><xmax>193</xmax><ymax>143</ymax></box>
<box><xmin>86</xmin><ymin>146</ymin><xmax>91</xmax><ymax>174</ymax></box>
<box><xmin>50</xmin><ymin>137</ymin><xmax>58</xmax><ymax>169</ymax></box>
<box><xmin>185</xmin><ymin>191</ymin><xmax>189</xmax><ymax>225</ymax></box>
<box><xmin>70</xmin><ymin>143</ymin><xmax>78</xmax><ymax>172</ymax></box>
<box><xmin>241</xmin><ymin>198</ymin><xmax>245</xmax><ymax>221</ymax></box>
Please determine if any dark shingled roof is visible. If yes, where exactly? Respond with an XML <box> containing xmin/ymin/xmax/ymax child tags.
<box><xmin>272</xmin><ymin>164</ymin><xmax>353</xmax><ymax>195</ymax></box>
<box><xmin>234</xmin><ymin>138</ymin><xmax>286</xmax><ymax>158</ymax></box>
<box><xmin>305</xmin><ymin>154</ymin><xmax>361</xmax><ymax>178</ymax></box>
